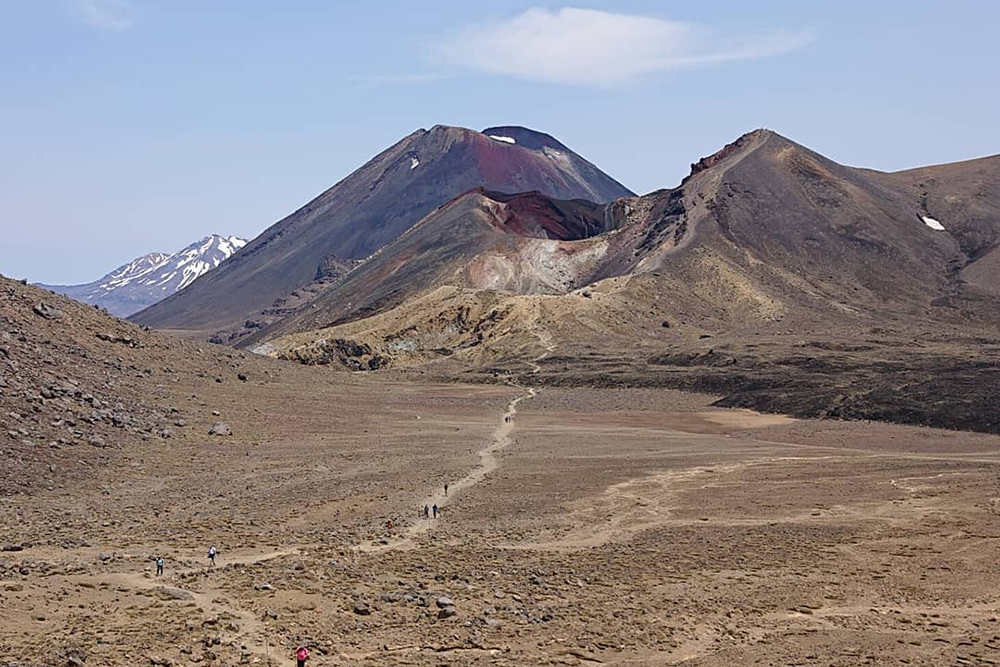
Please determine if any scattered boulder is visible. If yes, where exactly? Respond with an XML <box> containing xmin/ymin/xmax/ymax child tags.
<box><xmin>208</xmin><ymin>422</ymin><xmax>231</xmax><ymax>436</ymax></box>
<box><xmin>437</xmin><ymin>605</ymin><xmax>457</xmax><ymax>619</ymax></box>
<box><xmin>96</xmin><ymin>333</ymin><xmax>137</xmax><ymax>347</ymax></box>
<box><xmin>64</xmin><ymin>647</ymin><xmax>88</xmax><ymax>666</ymax></box>
<box><xmin>237</xmin><ymin>373</ymin><xmax>248</xmax><ymax>382</ymax></box>
<box><xmin>436</xmin><ymin>595</ymin><xmax>455</xmax><ymax>608</ymax></box>
<box><xmin>158</xmin><ymin>587</ymin><xmax>194</xmax><ymax>601</ymax></box>
<box><xmin>353</xmin><ymin>600</ymin><xmax>371</xmax><ymax>616</ymax></box>
<box><xmin>32</xmin><ymin>303</ymin><xmax>64</xmax><ymax>320</ymax></box>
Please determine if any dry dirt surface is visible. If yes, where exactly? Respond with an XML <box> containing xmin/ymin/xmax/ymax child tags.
<box><xmin>3</xmin><ymin>278</ymin><xmax>1000</xmax><ymax>666</ymax></box>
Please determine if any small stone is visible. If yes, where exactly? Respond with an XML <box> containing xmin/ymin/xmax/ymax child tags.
<box><xmin>353</xmin><ymin>600</ymin><xmax>371</xmax><ymax>616</ymax></box>
<box><xmin>436</xmin><ymin>596</ymin><xmax>454</xmax><ymax>609</ymax></box>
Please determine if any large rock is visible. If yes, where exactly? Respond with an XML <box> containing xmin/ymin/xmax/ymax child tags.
<box><xmin>158</xmin><ymin>587</ymin><xmax>194</xmax><ymax>601</ymax></box>
<box><xmin>32</xmin><ymin>302</ymin><xmax>64</xmax><ymax>320</ymax></box>
<box><xmin>208</xmin><ymin>422</ymin><xmax>232</xmax><ymax>436</ymax></box>
<box><xmin>63</xmin><ymin>648</ymin><xmax>88</xmax><ymax>666</ymax></box>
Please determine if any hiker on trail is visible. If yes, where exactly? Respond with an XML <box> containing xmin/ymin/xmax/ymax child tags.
<box><xmin>387</xmin><ymin>519</ymin><xmax>394</xmax><ymax>530</ymax></box>
<box><xmin>432</xmin><ymin>504</ymin><xmax>438</xmax><ymax>519</ymax></box>
<box><xmin>444</xmin><ymin>483</ymin><xmax>449</xmax><ymax>496</ymax></box>
<box><xmin>423</xmin><ymin>504</ymin><xmax>430</xmax><ymax>519</ymax></box>
<box><xmin>208</xmin><ymin>545</ymin><xmax>217</xmax><ymax>566</ymax></box>
<box><xmin>295</xmin><ymin>645</ymin><xmax>309</xmax><ymax>667</ymax></box>
<box><xmin>155</xmin><ymin>556</ymin><xmax>164</xmax><ymax>577</ymax></box>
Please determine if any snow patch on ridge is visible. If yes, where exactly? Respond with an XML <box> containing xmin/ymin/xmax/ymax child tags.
<box><xmin>489</xmin><ymin>135</ymin><xmax>516</xmax><ymax>144</ymax></box>
<box><xmin>921</xmin><ymin>215</ymin><xmax>945</xmax><ymax>231</ymax></box>
<box><xmin>410</xmin><ymin>157</ymin><xmax>420</xmax><ymax>169</ymax></box>
<box><xmin>40</xmin><ymin>233</ymin><xmax>248</xmax><ymax>316</ymax></box>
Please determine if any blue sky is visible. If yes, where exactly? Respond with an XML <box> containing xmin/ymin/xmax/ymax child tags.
<box><xmin>2</xmin><ymin>1</ymin><xmax>998</xmax><ymax>284</ymax></box>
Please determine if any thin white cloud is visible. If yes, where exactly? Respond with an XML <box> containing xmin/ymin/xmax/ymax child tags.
<box><xmin>431</xmin><ymin>7</ymin><xmax>814</xmax><ymax>86</ymax></box>
<box><xmin>74</xmin><ymin>0</ymin><xmax>133</xmax><ymax>32</ymax></box>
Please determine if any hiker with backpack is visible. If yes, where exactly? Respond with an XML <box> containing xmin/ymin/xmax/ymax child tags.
<box><xmin>208</xmin><ymin>545</ymin><xmax>217</xmax><ymax>567</ymax></box>
<box><xmin>295</xmin><ymin>645</ymin><xmax>309</xmax><ymax>666</ymax></box>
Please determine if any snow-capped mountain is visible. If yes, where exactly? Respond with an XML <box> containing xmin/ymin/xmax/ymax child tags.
<box><xmin>39</xmin><ymin>234</ymin><xmax>247</xmax><ymax>317</ymax></box>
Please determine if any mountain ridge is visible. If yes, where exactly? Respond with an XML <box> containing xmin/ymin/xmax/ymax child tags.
<box><xmin>39</xmin><ymin>234</ymin><xmax>246</xmax><ymax>317</ymax></box>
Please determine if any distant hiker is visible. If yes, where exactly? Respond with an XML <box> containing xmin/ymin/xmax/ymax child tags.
<box><xmin>208</xmin><ymin>545</ymin><xmax>217</xmax><ymax>566</ymax></box>
<box><xmin>432</xmin><ymin>504</ymin><xmax>438</xmax><ymax>519</ymax></box>
<box><xmin>295</xmin><ymin>645</ymin><xmax>309</xmax><ymax>667</ymax></box>
<box><xmin>423</xmin><ymin>504</ymin><xmax>430</xmax><ymax>519</ymax></box>
<box><xmin>155</xmin><ymin>556</ymin><xmax>164</xmax><ymax>577</ymax></box>
<box><xmin>387</xmin><ymin>519</ymin><xmax>394</xmax><ymax>530</ymax></box>
<box><xmin>444</xmin><ymin>483</ymin><xmax>449</xmax><ymax>496</ymax></box>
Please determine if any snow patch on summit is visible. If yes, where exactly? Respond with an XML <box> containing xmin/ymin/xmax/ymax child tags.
<box><xmin>489</xmin><ymin>135</ymin><xmax>516</xmax><ymax>144</ymax></box>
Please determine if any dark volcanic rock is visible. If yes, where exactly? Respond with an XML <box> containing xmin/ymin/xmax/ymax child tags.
<box><xmin>32</xmin><ymin>303</ymin><xmax>64</xmax><ymax>320</ymax></box>
<box><xmin>208</xmin><ymin>422</ymin><xmax>232</xmax><ymax>436</ymax></box>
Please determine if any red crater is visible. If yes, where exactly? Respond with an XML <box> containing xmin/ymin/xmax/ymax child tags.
<box><xmin>484</xmin><ymin>190</ymin><xmax>615</xmax><ymax>241</ymax></box>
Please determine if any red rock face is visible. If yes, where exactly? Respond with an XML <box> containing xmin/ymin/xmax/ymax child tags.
<box><xmin>687</xmin><ymin>129</ymin><xmax>767</xmax><ymax>181</ymax></box>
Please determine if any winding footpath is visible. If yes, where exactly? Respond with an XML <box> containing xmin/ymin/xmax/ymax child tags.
<box><xmin>82</xmin><ymin>548</ymin><xmax>298</xmax><ymax>662</ymax></box>
<box><xmin>359</xmin><ymin>328</ymin><xmax>553</xmax><ymax>553</ymax></box>
<box><xmin>358</xmin><ymin>385</ymin><xmax>536</xmax><ymax>552</ymax></box>
<box><xmin>58</xmin><ymin>333</ymin><xmax>556</xmax><ymax>661</ymax></box>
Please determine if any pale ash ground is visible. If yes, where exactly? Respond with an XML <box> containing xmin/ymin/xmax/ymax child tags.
<box><xmin>2</xmin><ymin>378</ymin><xmax>1000</xmax><ymax>667</ymax></box>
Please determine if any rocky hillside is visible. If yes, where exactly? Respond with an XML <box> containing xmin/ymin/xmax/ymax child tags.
<box><xmin>131</xmin><ymin>125</ymin><xmax>633</xmax><ymax>338</ymax></box>
<box><xmin>39</xmin><ymin>234</ymin><xmax>246</xmax><ymax>316</ymax></box>
<box><xmin>0</xmin><ymin>275</ymin><xmax>282</xmax><ymax>496</ymax></box>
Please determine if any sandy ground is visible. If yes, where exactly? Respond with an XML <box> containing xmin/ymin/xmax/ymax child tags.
<box><xmin>3</xmin><ymin>379</ymin><xmax>1000</xmax><ymax>667</ymax></box>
